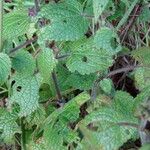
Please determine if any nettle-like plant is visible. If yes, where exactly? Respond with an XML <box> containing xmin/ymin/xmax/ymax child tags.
<box><xmin>0</xmin><ymin>0</ymin><xmax>150</xmax><ymax>149</ymax></box>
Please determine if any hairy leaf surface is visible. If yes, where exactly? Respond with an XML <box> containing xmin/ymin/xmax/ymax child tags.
<box><xmin>134</xmin><ymin>67</ymin><xmax>150</xmax><ymax>90</ymax></box>
<box><xmin>27</xmin><ymin>138</ymin><xmax>47</xmax><ymax>150</ymax></box>
<box><xmin>9</xmin><ymin>74</ymin><xmax>42</xmax><ymax>117</ymax></box>
<box><xmin>132</xmin><ymin>47</ymin><xmax>150</xmax><ymax>66</ymax></box>
<box><xmin>78</xmin><ymin>91</ymin><xmax>138</xmax><ymax>150</ymax></box>
<box><xmin>132</xmin><ymin>47</ymin><xmax>150</xmax><ymax>90</ymax></box>
<box><xmin>37</xmin><ymin>49</ymin><xmax>57</xmax><ymax>82</ymax></box>
<box><xmin>100</xmin><ymin>78</ymin><xmax>113</xmax><ymax>95</ymax></box>
<box><xmin>43</xmin><ymin>92</ymin><xmax>90</xmax><ymax>150</ymax></box>
<box><xmin>94</xmin><ymin>27</ymin><xmax>121</xmax><ymax>54</ymax></box>
<box><xmin>0</xmin><ymin>108</ymin><xmax>20</xmax><ymax>143</ymax></box>
<box><xmin>11</xmin><ymin>50</ymin><xmax>36</xmax><ymax>75</ymax></box>
<box><xmin>39</xmin><ymin>0</ymin><xmax>88</xmax><ymax>41</ymax></box>
<box><xmin>56</xmin><ymin>64</ymin><xmax>96</xmax><ymax>90</ymax></box>
<box><xmin>26</xmin><ymin>106</ymin><xmax>46</xmax><ymax>127</ymax></box>
<box><xmin>93</xmin><ymin>0</ymin><xmax>109</xmax><ymax>22</ymax></box>
<box><xmin>0</xmin><ymin>53</ymin><xmax>11</xmax><ymax>85</ymax></box>
<box><xmin>3</xmin><ymin>10</ymin><xmax>30</xmax><ymax>40</ymax></box>
<box><xmin>67</xmin><ymin>73</ymin><xmax>96</xmax><ymax>90</ymax></box>
<box><xmin>66</xmin><ymin>39</ymin><xmax>113</xmax><ymax>75</ymax></box>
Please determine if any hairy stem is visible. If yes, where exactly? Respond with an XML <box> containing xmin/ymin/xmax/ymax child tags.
<box><xmin>51</xmin><ymin>71</ymin><xmax>64</xmax><ymax>104</ymax></box>
<box><xmin>34</xmin><ymin>0</ymin><xmax>40</xmax><ymax>14</ymax></box>
<box><xmin>21</xmin><ymin>118</ymin><xmax>26</xmax><ymax>150</ymax></box>
<box><xmin>9</xmin><ymin>37</ymin><xmax>37</xmax><ymax>54</ymax></box>
<box><xmin>0</xmin><ymin>0</ymin><xmax>3</xmax><ymax>52</ymax></box>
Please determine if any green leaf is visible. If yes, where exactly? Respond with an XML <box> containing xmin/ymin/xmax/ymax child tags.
<box><xmin>0</xmin><ymin>108</ymin><xmax>20</xmax><ymax>143</ymax></box>
<box><xmin>100</xmin><ymin>78</ymin><xmax>113</xmax><ymax>94</ymax></box>
<box><xmin>87</xmin><ymin>94</ymin><xmax>112</xmax><ymax>113</ymax></box>
<box><xmin>139</xmin><ymin>6</ymin><xmax>150</xmax><ymax>22</ymax></box>
<box><xmin>0</xmin><ymin>53</ymin><xmax>11</xmax><ymax>86</ymax></box>
<box><xmin>39</xmin><ymin>0</ymin><xmax>88</xmax><ymax>41</ymax></box>
<box><xmin>44</xmin><ymin>122</ymin><xmax>78</xmax><ymax>150</ymax></box>
<box><xmin>134</xmin><ymin>67</ymin><xmax>150</xmax><ymax>90</ymax></box>
<box><xmin>134</xmin><ymin>96</ymin><xmax>150</xmax><ymax>124</ymax></box>
<box><xmin>56</xmin><ymin>63</ymin><xmax>96</xmax><ymax>91</ymax></box>
<box><xmin>26</xmin><ymin>106</ymin><xmax>46</xmax><ymax>128</ymax></box>
<box><xmin>37</xmin><ymin>49</ymin><xmax>57</xmax><ymax>82</ymax></box>
<box><xmin>78</xmin><ymin>91</ymin><xmax>138</xmax><ymax>150</ymax></box>
<box><xmin>3</xmin><ymin>10</ymin><xmax>30</xmax><ymax>40</ymax></box>
<box><xmin>39</xmin><ymin>83</ymin><xmax>52</xmax><ymax>102</ymax></box>
<box><xmin>94</xmin><ymin>27</ymin><xmax>121</xmax><ymax>54</ymax></box>
<box><xmin>44</xmin><ymin>92</ymin><xmax>90</xmax><ymax>126</ymax></box>
<box><xmin>132</xmin><ymin>47</ymin><xmax>150</xmax><ymax>66</ymax></box>
<box><xmin>43</xmin><ymin>92</ymin><xmax>90</xmax><ymax>150</ymax></box>
<box><xmin>134</xmin><ymin>67</ymin><xmax>145</xmax><ymax>90</ymax></box>
<box><xmin>27</xmin><ymin>138</ymin><xmax>47</xmax><ymax>150</ymax></box>
<box><xmin>132</xmin><ymin>48</ymin><xmax>150</xmax><ymax>90</ymax></box>
<box><xmin>56</xmin><ymin>63</ymin><xmax>72</xmax><ymax>91</ymax></box>
<box><xmin>93</xmin><ymin>0</ymin><xmax>109</xmax><ymax>22</ymax></box>
<box><xmin>82</xmin><ymin>0</ymin><xmax>93</xmax><ymax>17</ymax></box>
<box><xmin>9</xmin><ymin>74</ymin><xmax>42</xmax><ymax>117</ymax></box>
<box><xmin>66</xmin><ymin>73</ymin><xmax>96</xmax><ymax>90</ymax></box>
<box><xmin>11</xmin><ymin>50</ymin><xmax>36</xmax><ymax>75</ymax></box>
<box><xmin>134</xmin><ymin>87</ymin><xmax>150</xmax><ymax>112</ymax></box>
<box><xmin>66</xmin><ymin>38</ymin><xmax>113</xmax><ymax>75</ymax></box>
<box><xmin>121</xmin><ymin>0</ymin><xmax>130</xmax><ymax>7</ymax></box>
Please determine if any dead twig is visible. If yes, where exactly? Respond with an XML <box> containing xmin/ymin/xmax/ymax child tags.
<box><xmin>119</xmin><ymin>4</ymin><xmax>142</xmax><ymax>43</ymax></box>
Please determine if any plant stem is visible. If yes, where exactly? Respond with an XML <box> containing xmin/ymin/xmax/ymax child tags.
<box><xmin>0</xmin><ymin>0</ymin><xmax>3</xmax><ymax>52</ymax></box>
<box><xmin>117</xmin><ymin>122</ymin><xmax>139</xmax><ymax>129</ymax></box>
<box><xmin>0</xmin><ymin>90</ymin><xmax>8</xmax><ymax>94</ymax></box>
<box><xmin>34</xmin><ymin>0</ymin><xmax>40</xmax><ymax>14</ymax></box>
<box><xmin>9</xmin><ymin>37</ymin><xmax>37</xmax><ymax>54</ymax></box>
<box><xmin>106</xmin><ymin>65</ymin><xmax>136</xmax><ymax>78</ymax></box>
<box><xmin>51</xmin><ymin>71</ymin><xmax>64</xmax><ymax>104</ymax></box>
<box><xmin>21</xmin><ymin>118</ymin><xmax>26</xmax><ymax>150</ymax></box>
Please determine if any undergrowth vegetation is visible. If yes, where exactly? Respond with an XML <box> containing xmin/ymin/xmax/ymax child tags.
<box><xmin>0</xmin><ymin>0</ymin><xmax>150</xmax><ymax>149</ymax></box>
